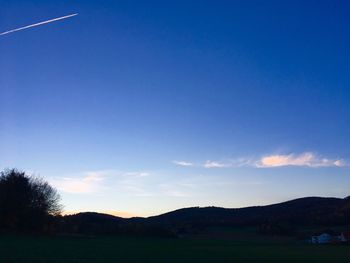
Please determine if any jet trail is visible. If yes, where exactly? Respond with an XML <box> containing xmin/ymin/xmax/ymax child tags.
<box><xmin>0</xmin><ymin>13</ymin><xmax>78</xmax><ymax>36</ymax></box>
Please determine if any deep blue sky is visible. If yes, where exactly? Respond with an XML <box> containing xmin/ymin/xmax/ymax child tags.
<box><xmin>1</xmin><ymin>0</ymin><xmax>350</xmax><ymax>216</ymax></box>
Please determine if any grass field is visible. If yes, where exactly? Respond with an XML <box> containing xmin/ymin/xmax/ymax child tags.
<box><xmin>0</xmin><ymin>235</ymin><xmax>350</xmax><ymax>263</ymax></box>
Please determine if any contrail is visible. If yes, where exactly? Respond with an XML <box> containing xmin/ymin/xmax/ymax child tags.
<box><xmin>0</xmin><ymin>13</ymin><xmax>78</xmax><ymax>36</ymax></box>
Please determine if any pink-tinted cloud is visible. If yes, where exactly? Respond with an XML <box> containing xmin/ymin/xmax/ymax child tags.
<box><xmin>257</xmin><ymin>152</ymin><xmax>345</xmax><ymax>168</ymax></box>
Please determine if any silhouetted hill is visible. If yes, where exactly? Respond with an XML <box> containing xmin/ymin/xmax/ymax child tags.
<box><xmin>59</xmin><ymin>212</ymin><xmax>174</xmax><ymax>237</ymax></box>
<box><xmin>65</xmin><ymin>212</ymin><xmax>125</xmax><ymax>222</ymax></box>
<box><xmin>57</xmin><ymin>196</ymin><xmax>350</xmax><ymax>236</ymax></box>
<box><xmin>58</xmin><ymin>212</ymin><xmax>125</xmax><ymax>235</ymax></box>
<box><xmin>146</xmin><ymin>196</ymin><xmax>350</xmax><ymax>227</ymax></box>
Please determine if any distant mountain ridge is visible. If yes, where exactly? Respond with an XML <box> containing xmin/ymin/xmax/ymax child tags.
<box><xmin>146</xmin><ymin>196</ymin><xmax>347</xmax><ymax>226</ymax></box>
<box><xmin>60</xmin><ymin>196</ymin><xmax>350</xmax><ymax>236</ymax></box>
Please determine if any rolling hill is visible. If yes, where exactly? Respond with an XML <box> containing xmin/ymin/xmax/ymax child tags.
<box><xmin>60</xmin><ymin>196</ymin><xmax>350</xmax><ymax>236</ymax></box>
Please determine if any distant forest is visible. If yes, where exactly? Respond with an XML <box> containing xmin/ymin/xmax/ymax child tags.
<box><xmin>1</xmin><ymin>169</ymin><xmax>350</xmax><ymax>238</ymax></box>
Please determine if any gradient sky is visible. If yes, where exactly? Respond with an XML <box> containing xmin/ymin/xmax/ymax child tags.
<box><xmin>1</xmin><ymin>0</ymin><xmax>350</xmax><ymax>217</ymax></box>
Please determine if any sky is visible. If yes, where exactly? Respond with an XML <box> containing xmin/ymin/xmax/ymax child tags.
<box><xmin>1</xmin><ymin>0</ymin><xmax>350</xmax><ymax>217</ymax></box>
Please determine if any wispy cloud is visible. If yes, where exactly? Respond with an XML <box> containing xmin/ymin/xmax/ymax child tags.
<box><xmin>172</xmin><ymin>158</ymin><xmax>253</xmax><ymax>168</ymax></box>
<box><xmin>122</xmin><ymin>172</ymin><xmax>150</xmax><ymax>177</ymax></box>
<box><xmin>173</xmin><ymin>161</ymin><xmax>194</xmax><ymax>167</ymax></box>
<box><xmin>204</xmin><ymin>158</ymin><xmax>254</xmax><ymax>168</ymax></box>
<box><xmin>52</xmin><ymin>172</ymin><xmax>105</xmax><ymax>194</ymax></box>
<box><xmin>256</xmin><ymin>152</ymin><xmax>345</xmax><ymax>168</ymax></box>
<box><xmin>122</xmin><ymin>185</ymin><xmax>154</xmax><ymax>197</ymax></box>
<box><xmin>158</xmin><ymin>183</ymin><xmax>191</xmax><ymax>197</ymax></box>
<box><xmin>51</xmin><ymin>169</ymin><xmax>151</xmax><ymax>194</ymax></box>
<box><xmin>203</xmin><ymin>160</ymin><xmax>229</xmax><ymax>168</ymax></box>
<box><xmin>172</xmin><ymin>159</ymin><xmax>245</xmax><ymax>168</ymax></box>
<box><xmin>163</xmin><ymin>190</ymin><xmax>189</xmax><ymax>197</ymax></box>
<box><xmin>173</xmin><ymin>152</ymin><xmax>347</xmax><ymax>169</ymax></box>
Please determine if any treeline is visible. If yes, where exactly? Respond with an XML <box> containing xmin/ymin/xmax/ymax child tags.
<box><xmin>145</xmin><ymin>197</ymin><xmax>350</xmax><ymax>236</ymax></box>
<box><xmin>0</xmin><ymin>169</ymin><xmax>174</xmax><ymax>237</ymax></box>
<box><xmin>56</xmin><ymin>212</ymin><xmax>174</xmax><ymax>237</ymax></box>
<box><xmin>1</xmin><ymin>169</ymin><xmax>350</xmax><ymax>238</ymax></box>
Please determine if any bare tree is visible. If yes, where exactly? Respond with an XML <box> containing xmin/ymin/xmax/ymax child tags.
<box><xmin>0</xmin><ymin>168</ymin><xmax>62</xmax><ymax>232</ymax></box>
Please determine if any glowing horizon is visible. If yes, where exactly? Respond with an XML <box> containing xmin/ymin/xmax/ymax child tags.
<box><xmin>1</xmin><ymin>1</ymin><xmax>350</xmax><ymax>215</ymax></box>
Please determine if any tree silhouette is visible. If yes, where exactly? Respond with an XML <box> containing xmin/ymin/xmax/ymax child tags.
<box><xmin>0</xmin><ymin>168</ymin><xmax>62</xmax><ymax>232</ymax></box>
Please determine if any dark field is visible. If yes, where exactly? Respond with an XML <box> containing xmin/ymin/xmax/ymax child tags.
<box><xmin>1</xmin><ymin>234</ymin><xmax>350</xmax><ymax>263</ymax></box>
